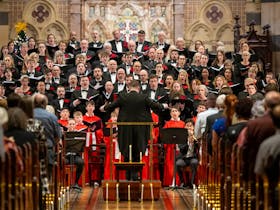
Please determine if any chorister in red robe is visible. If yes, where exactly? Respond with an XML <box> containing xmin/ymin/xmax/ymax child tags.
<box><xmin>83</xmin><ymin>113</ymin><xmax>103</xmax><ymax>184</ymax></box>
<box><xmin>103</xmin><ymin>116</ymin><xmax>126</xmax><ymax>180</ymax></box>
<box><xmin>162</xmin><ymin>108</ymin><xmax>185</xmax><ymax>186</ymax></box>
<box><xmin>142</xmin><ymin>111</ymin><xmax>160</xmax><ymax>180</ymax></box>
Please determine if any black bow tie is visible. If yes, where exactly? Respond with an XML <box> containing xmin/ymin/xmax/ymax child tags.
<box><xmin>58</xmin><ymin>98</ymin><xmax>64</xmax><ymax>100</ymax></box>
<box><xmin>81</xmin><ymin>89</ymin><xmax>88</xmax><ymax>92</ymax></box>
<box><xmin>111</xmin><ymin>72</ymin><xmax>116</xmax><ymax>75</ymax></box>
<box><xmin>151</xmin><ymin>89</ymin><xmax>156</xmax><ymax>92</ymax></box>
<box><xmin>118</xmin><ymin>83</ymin><xmax>124</xmax><ymax>85</ymax></box>
<box><xmin>142</xmin><ymin>83</ymin><xmax>148</xmax><ymax>85</ymax></box>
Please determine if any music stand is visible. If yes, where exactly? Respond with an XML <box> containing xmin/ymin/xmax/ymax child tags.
<box><xmin>64</xmin><ymin>132</ymin><xmax>86</xmax><ymax>190</ymax></box>
<box><xmin>160</xmin><ymin>128</ymin><xmax>188</xmax><ymax>190</ymax></box>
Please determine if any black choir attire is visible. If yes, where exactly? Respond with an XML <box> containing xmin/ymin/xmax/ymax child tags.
<box><xmin>95</xmin><ymin>91</ymin><xmax>116</xmax><ymax>124</ymax></box>
<box><xmin>142</xmin><ymin>59</ymin><xmax>157</xmax><ymax>75</ymax></box>
<box><xmin>88</xmin><ymin>41</ymin><xmax>103</xmax><ymax>54</ymax></box>
<box><xmin>66</xmin><ymin>40</ymin><xmax>80</xmax><ymax>55</ymax></box>
<box><xmin>13</xmin><ymin>53</ymin><xmax>26</xmax><ymax>73</ymax></box>
<box><xmin>109</xmin><ymin>40</ymin><xmax>128</xmax><ymax>64</ymax></box>
<box><xmin>103</xmin><ymin>71</ymin><xmax>118</xmax><ymax>84</ymax></box>
<box><xmin>166</xmin><ymin>63</ymin><xmax>189</xmax><ymax>80</ymax></box>
<box><xmin>74</xmin><ymin>49</ymin><xmax>96</xmax><ymax>66</ymax></box>
<box><xmin>52</xmin><ymin>77</ymin><xmax>67</xmax><ymax>87</ymax></box>
<box><xmin>118</xmin><ymin>63</ymin><xmax>133</xmax><ymax>75</ymax></box>
<box><xmin>104</xmin><ymin>90</ymin><xmax>165</xmax><ymax>180</ymax></box>
<box><xmin>46</xmin><ymin>45</ymin><xmax>59</xmax><ymax>59</ymax></box>
<box><xmin>70</xmin><ymin>88</ymin><xmax>99</xmax><ymax>114</ymax></box>
<box><xmin>52</xmin><ymin>97</ymin><xmax>71</xmax><ymax>116</ymax></box>
<box><xmin>92</xmin><ymin>60</ymin><xmax>109</xmax><ymax>73</ymax></box>
<box><xmin>136</xmin><ymin>41</ymin><xmax>151</xmax><ymax>52</ymax></box>
<box><xmin>109</xmin><ymin>40</ymin><xmax>128</xmax><ymax>53</ymax></box>
<box><xmin>234</xmin><ymin>62</ymin><xmax>251</xmax><ymax>84</ymax></box>
<box><xmin>90</xmin><ymin>77</ymin><xmax>106</xmax><ymax>93</ymax></box>
<box><xmin>113</xmin><ymin>81</ymin><xmax>126</xmax><ymax>94</ymax></box>
<box><xmin>154</xmin><ymin>42</ymin><xmax>170</xmax><ymax>54</ymax></box>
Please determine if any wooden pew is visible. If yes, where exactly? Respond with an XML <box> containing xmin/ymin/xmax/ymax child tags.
<box><xmin>0</xmin><ymin>154</ymin><xmax>4</xmax><ymax>210</ymax></box>
<box><xmin>4</xmin><ymin>149</ymin><xmax>13</xmax><ymax>210</ymax></box>
<box><xmin>31</xmin><ymin>140</ymin><xmax>40</xmax><ymax>210</ymax></box>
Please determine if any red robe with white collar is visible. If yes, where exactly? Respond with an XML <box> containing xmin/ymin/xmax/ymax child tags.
<box><xmin>82</xmin><ymin>114</ymin><xmax>103</xmax><ymax>183</ymax></box>
<box><xmin>163</xmin><ymin>119</ymin><xmax>185</xmax><ymax>186</ymax></box>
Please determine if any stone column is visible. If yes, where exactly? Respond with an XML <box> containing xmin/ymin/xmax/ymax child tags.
<box><xmin>173</xmin><ymin>0</ymin><xmax>185</xmax><ymax>41</ymax></box>
<box><xmin>261</xmin><ymin>0</ymin><xmax>280</xmax><ymax>75</ymax></box>
<box><xmin>69</xmin><ymin>0</ymin><xmax>82</xmax><ymax>40</ymax></box>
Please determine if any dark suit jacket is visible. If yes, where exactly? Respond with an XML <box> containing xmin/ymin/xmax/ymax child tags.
<box><xmin>243</xmin><ymin>113</ymin><xmax>276</xmax><ymax>180</ymax></box>
<box><xmin>136</xmin><ymin>41</ymin><xmax>151</xmax><ymax>53</ymax></box>
<box><xmin>66</xmin><ymin>41</ymin><xmax>80</xmax><ymax>54</ymax></box>
<box><xmin>70</xmin><ymin>88</ymin><xmax>99</xmax><ymax>114</ymax></box>
<box><xmin>52</xmin><ymin>98</ymin><xmax>71</xmax><ymax>116</ymax></box>
<box><xmin>204</xmin><ymin>110</ymin><xmax>224</xmax><ymax>155</ymax></box>
<box><xmin>154</xmin><ymin>42</ymin><xmax>170</xmax><ymax>53</ymax></box>
<box><xmin>109</xmin><ymin>40</ymin><xmax>128</xmax><ymax>53</ymax></box>
<box><xmin>88</xmin><ymin>41</ymin><xmax>103</xmax><ymax>53</ymax></box>
<box><xmin>177</xmin><ymin>140</ymin><xmax>200</xmax><ymax>160</ymax></box>
<box><xmin>104</xmin><ymin>90</ymin><xmax>164</xmax><ymax>158</ymax></box>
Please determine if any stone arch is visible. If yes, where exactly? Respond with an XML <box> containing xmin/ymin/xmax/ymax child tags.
<box><xmin>117</xmin><ymin>2</ymin><xmax>148</xmax><ymax>18</ymax></box>
<box><xmin>41</xmin><ymin>22</ymin><xmax>68</xmax><ymax>42</ymax></box>
<box><xmin>19</xmin><ymin>0</ymin><xmax>68</xmax><ymax>42</ymax></box>
<box><xmin>86</xmin><ymin>19</ymin><xmax>108</xmax><ymax>42</ymax></box>
<box><xmin>150</xmin><ymin>19</ymin><xmax>169</xmax><ymax>43</ymax></box>
<box><xmin>185</xmin><ymin>0</ymin><xmax>233</xmax><ymax>51</ymax></box>
<box><xmin>186</xmin><ymin>22</ymin><xmax>213</xmax><ymax>50</ymax></box>
<box><xmin>26</xmin><ymin>24</ymin><xmax>39</xmax><ymax>41</ymax></box>
<box><xmin>215</xmin><ymin>23</ymin><xmax>234</xmax><ymax>51</ymax></box>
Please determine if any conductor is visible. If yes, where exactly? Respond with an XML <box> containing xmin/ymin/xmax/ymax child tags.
<box><xmin>102</xmin><ymin>80</ymin><xmax>167</xmax><ymax>180</ymax></box>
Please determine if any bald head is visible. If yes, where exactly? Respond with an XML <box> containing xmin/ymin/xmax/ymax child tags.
<box><xmin>271</xmin><ymin>104</ymin><xmax>280</xmax><ymax>128</ymax></box>
<box><xmin>264</xmin><ymin>91</ymin><xmax>280</xmax><ymax>110</ymax></box>
<box><xmin>34</xmin><ymin>93</ymin><xmax>48</xmax><ymax>109</ymax></box>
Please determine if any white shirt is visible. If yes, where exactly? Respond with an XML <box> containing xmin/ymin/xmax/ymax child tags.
<box><xmin>137</xmin><ymin>43</ymin><xmax>143</xmax><ymax>53</ymax></box>
<box><xmin>194</xmin><ymin>108</ymin><xmax>218</xmax><ymax>139</ymax></box>
<box><xmin>81</xmin><ymin>89</ymin><xmax>88</xmax><ymax>99</ymax></box>
<box><xmin>59</xmin><ymin>98</ymin><xmax>64</xmax><ymax>109</ymax></box>
<box><xmin>150</xmin><ymin>89</ymin><xmax>156</xmax><ymax>100</ymax></box>
<box><xmin>117</xmin><ymin>82</ymin><xmax>125</xmax><ymax>92</ymax></box>
<box><xmin>116</xmin><ymin>41</ymin><xmax>122</xmax><ymax>53</ymax></box>
<box><xmin>110</xmin><ymin>72</ymin><xmax>117</xmax><ymax>84</ymax></box>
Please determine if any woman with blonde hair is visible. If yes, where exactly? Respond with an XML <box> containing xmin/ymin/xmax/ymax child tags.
<box><xmin>177</xmin><ymin>69</ymin><xmax>190</xmax><ymax>94</ymax></box>
<box><xmin>3</xmin><ymin>54</ymin><xmax>19</xmax><ymax>79</ymax></box>
<box><xmin>213</xmin><ymin>75</ymin><xmax>228</xmax><ymax>91</ymax></box>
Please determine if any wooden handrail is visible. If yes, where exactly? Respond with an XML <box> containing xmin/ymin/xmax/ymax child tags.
<box><xmin>105</xmin><ymin>122</ymin><xmax>156</xmax><ymax>181</ymax></box>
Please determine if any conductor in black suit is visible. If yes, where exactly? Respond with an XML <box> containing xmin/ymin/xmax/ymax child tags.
<box><xmin>102</xmin><ymin>80</ymin><xmax>167</xmax><ymax>180</ymax></box>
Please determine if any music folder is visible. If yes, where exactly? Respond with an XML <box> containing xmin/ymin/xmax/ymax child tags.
<box><xmin>160</xmin><ymin>128</ymin><xmax>188</xmax><ymax>145</ymax></box>
<box><xmin>64</xmin><ymin>132</ymin><xmax>86</xmax><ymax>154</ymax></box>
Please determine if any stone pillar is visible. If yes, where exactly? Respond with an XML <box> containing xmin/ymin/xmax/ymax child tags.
<box><xmin>173</xmin><ymin>0</ymin><xmax>185</xmax><ymax>41</ymax></box>
<box><xmin>69</xmin><ymin>0</ymin><xmax>82</xmax><ymax>40</ymax></box>
<box><xmin>261</xmin><ymin>0</ymin><xmax>280</xmax><ymax>75</ymax></box>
